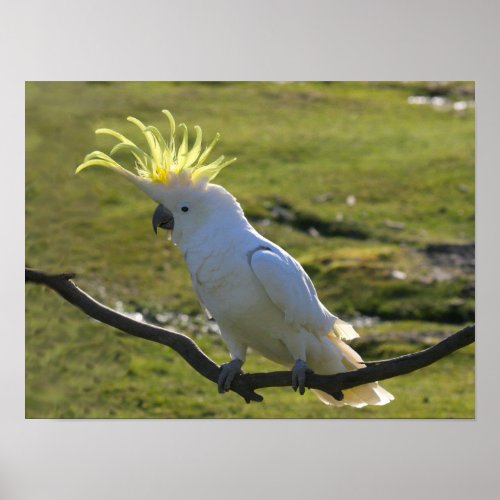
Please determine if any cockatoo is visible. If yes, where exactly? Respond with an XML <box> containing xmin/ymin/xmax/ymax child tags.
<box><xmin>76</xmin><ymin>111</ymin><xmax>394</xmax><ymax>407</ymax></box>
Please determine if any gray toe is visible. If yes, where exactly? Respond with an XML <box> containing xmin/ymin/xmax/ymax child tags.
<box><xmin>218</xmin><ymin>359</ymin><xmax>244</xmax><ymax>394</ymax></box>
<box><xmin>291</xmin><ymin>359</ymin><xmax>313</xmax><ymax>395</ymax></box>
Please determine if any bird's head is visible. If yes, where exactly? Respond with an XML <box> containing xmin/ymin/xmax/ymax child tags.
<box><xmin>76</xmin><ymin>111</ymin><xmax>241</xmax><ymax>247</ymax></box>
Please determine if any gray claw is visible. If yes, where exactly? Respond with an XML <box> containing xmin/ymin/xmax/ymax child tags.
<box><xmin>218</xmin><ymin>359</ymin><xmax>244</xmax><ymax>393</ymax></box>
<box><xmin>291</xmin><ymin>359</ymin><xmax>313</xmax><ymax>395</ymax></box>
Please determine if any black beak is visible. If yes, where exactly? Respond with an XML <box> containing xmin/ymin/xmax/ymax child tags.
<box><xmin>152</xmin><ymin>204</ymin><xmax>174</xmax><ymax>234</ymax></box>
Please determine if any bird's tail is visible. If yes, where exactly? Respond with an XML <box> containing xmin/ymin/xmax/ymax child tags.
<box><xmin>312</xmin><ymin>325</ymin><xmax>394</xmax><ymax>408</ymax></box>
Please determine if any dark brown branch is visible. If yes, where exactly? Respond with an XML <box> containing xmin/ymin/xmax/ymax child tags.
<box><xmin>26</xmin><ymin>267</ymin><xmax>475</xmax><ymax>403</ymax></box>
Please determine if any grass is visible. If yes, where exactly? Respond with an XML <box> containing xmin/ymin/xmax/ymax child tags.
<box><xmin>25</xmin><ymin>81</ymin><xmax>474</xmax><ymax>418</ymax></box>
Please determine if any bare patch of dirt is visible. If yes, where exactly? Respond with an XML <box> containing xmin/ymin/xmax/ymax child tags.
<box><xmin>425</xmin><ymin>243</ymin><xmax>475</xmax><ymax>272</ymax></box>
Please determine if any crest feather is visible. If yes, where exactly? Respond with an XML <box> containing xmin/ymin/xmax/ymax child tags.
<box><xmin>75</xmin><ymin>110</ymin><xmax>237</xmax><ymax>185</ymax></box>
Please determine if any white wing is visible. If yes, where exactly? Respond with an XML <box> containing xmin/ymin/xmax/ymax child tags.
<box><xmin>250</xmin><ymin>247</ymin><xmax>336</xmax><ymax>339</ymax></box>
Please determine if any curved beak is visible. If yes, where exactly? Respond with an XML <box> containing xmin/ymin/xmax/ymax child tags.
<box><xmin>152</xmin><ymin>204</ymin><xmax>174</xmax><ymax>234</ymax></box>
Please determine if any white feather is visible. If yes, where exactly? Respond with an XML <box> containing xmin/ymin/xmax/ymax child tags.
<box><xmin>332</xmin><ymin>318</ymin><xmax>360</xmax><ymax>341</ymax></box>
<box><xmin>250</xmin><ymin>248</ymin><xmax>335</xmax><ymax>339</ymax></box>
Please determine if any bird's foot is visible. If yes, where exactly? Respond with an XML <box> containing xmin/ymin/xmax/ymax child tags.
<box><xmin>218</xmin><ymin>358</ymin><xmax>244</xmax><ymax>393</ymax></box>
<box><xmin>292</xmin><ymin>359</ymin><xmax>313</xmax><ymax>395</ymax></box>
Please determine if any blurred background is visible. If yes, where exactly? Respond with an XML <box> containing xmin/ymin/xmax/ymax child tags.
<box><xmin>25</xmin><ymin>81</ymin><xmax>474</xmax><ymax>418</ymax></box>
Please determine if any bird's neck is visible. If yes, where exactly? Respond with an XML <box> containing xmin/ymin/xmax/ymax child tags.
<box><xmin>176</xmin><ymin>211</ymin><xmax>252</xmax><ymax>257</ymax></box>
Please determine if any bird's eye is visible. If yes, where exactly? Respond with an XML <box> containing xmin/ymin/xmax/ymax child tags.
<box><xmin>181</xmin><ymin>206</ymin><xmax>189</xmax><ymax>212</ymax></box>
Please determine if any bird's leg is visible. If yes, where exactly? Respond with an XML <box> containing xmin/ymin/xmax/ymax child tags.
<box><xmin>218</xmin><ymin>358</ymin><xmax>244</xmax><ymax>393</ymax></box>
<box><xmin>292</xmin><ymin>359</ymin><xmax>314</xmax><ymax>395</ymax></box>
<box><xmin>285</xmin><ymin>335</ymin><xmax>313</xmax><ymax>395</ymax></box>
<box><xmin>218</xmin><ymin>333</ymin><xmax>247</xmax><ymax>394</ymax></box>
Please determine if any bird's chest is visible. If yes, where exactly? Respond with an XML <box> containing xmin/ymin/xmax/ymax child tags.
<box><xmin>187</xmin><ymin>248</ymin><xmax>264</xmax><ymax>316</ymax></box>
<box><xmin>192</xmin><ymin>252</ymin><xmax>240</xmax><ymax>290</ymax></box>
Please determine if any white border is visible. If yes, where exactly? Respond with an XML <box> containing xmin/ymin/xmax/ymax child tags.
<box><xmin>2</xmin><ymin>1</ymin><xmax>498</xmax><ymax>499</ymax></box>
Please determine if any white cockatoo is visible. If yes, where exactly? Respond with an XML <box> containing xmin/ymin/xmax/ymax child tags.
<box><xmin>77</xmin><ymin>111</ymin><xmax>393</xmax><ymax>407</ymax></box>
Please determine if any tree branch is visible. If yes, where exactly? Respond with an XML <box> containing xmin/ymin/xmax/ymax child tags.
<box><xmin>25</xmin><ymin>267</ymin><xmax>475</xmax><ymax>404</ymax></box>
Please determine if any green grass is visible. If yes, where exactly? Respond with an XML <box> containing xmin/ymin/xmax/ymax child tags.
<box><xmin>25</xmin><ymin>82</ymin><xmax>474</xmax><ymax>418</ymax></box>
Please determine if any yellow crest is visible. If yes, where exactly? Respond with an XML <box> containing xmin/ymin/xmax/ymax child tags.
<box><xmin>76</xmin><ymin>110</ymin><xmax>237</xmax><ymax>185</ymax></box>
